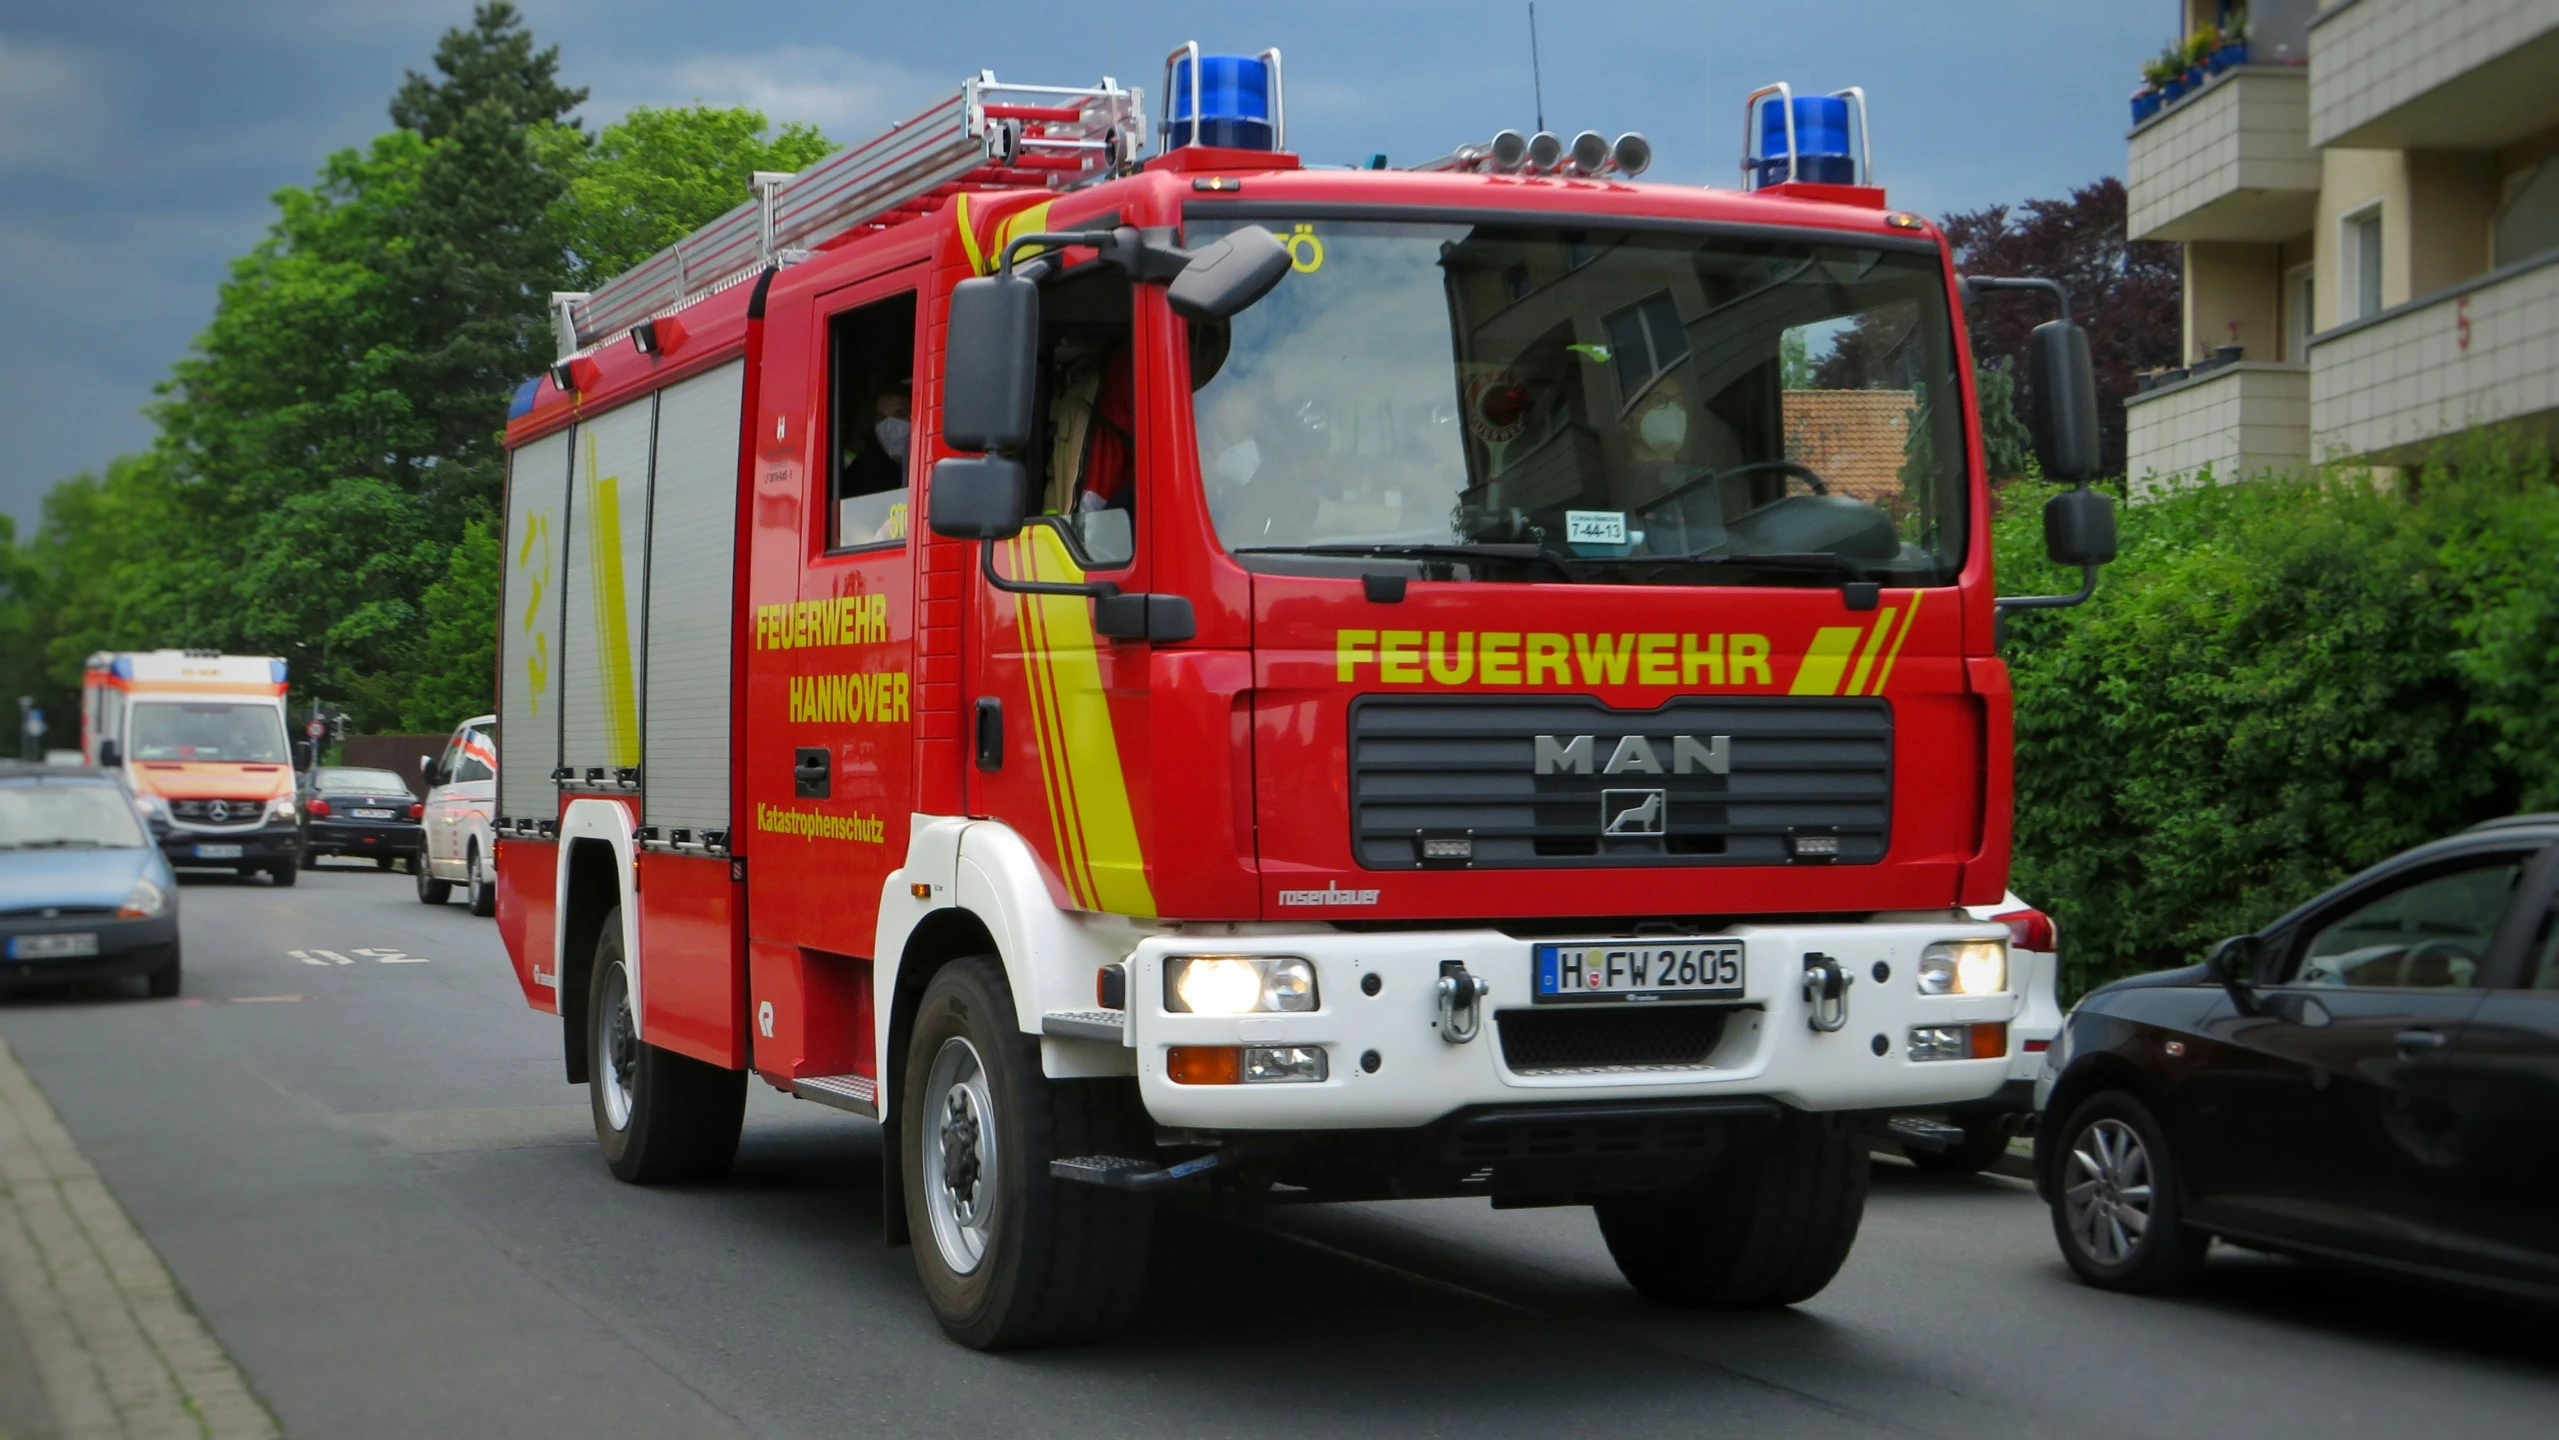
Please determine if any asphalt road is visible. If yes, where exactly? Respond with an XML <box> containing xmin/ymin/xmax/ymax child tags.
<box><xmin>4</xmin><ymin>867</ymin><xmax>2556</xmax><ymax>1439</ymax></box>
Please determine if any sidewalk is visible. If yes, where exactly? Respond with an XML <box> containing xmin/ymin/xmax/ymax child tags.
<box><xmin>0</xmin><ymin>1033</ymin><xmax>275</xmax><ymax>1440</ymax></box>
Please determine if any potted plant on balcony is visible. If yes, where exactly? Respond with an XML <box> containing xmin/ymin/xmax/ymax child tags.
<box><xmin>2132</xmin><ymin>83</ymin><xmax>2163</xmax><ymax>125</ymax></box>
<box><xmin>2154</xmin><ymin>46</ymin><xmax>2193</xmax><ymax>103</ymax></box>
<box><xmin>2209</xmin><ymin>7</ymin><xmax>2251</xmax><ymax>72</ymax></box>
<box><xmin>2182</xmin><ymin>25</ymin><xmax>2216</xmax><ymax>89</ymax></box>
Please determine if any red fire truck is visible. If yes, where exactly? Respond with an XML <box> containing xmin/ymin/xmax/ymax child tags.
<box><xmin>494</xmin><ymin>50</ymin><xmax>2114</xmax><ymax>1348</ymax></box>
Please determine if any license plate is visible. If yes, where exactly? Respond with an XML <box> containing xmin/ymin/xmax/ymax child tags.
<box><xmin>8</xmin><ymin>933</ymin><xmax>99</xmax><ymax>959</ymax></box>
<box><xmin>1534</xmin><ymin>941</ymin><xmax>1745</xmax><ymax>1004</ymax></box>
<box><xmin>351</xmin><ymin>808</ymin><xmax>395</xmax><ymax>820</ymax></box>
<box><xmin>193</xmin><ymin>843</ymin><xmax>244</xmax><ymax>859</ymax></box>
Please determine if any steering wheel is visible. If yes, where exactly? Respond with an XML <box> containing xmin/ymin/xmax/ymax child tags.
<box><xmin>2401</xmin><ymin>937</ymin><xmax>2481</xmax><ymax>986</ymax></box>
<box><xmin>1643</xmin><ymin>459</ymin><xmax>1830</xmax><ymax>520</ymax></box>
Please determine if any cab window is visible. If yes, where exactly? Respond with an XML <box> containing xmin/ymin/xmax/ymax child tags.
<box><xmin>1034</xmin><ymin>264</ymin><xmax>1137</xmax><ymax>568</ymax></box>
<box><xmin>827</xmin><ymin>291</ymin><xmax>918</xmax><ymax>551</ymax></box>
<box><xmin>2291</xmin><ymin>856</ymin><xmax>2528</xmax><ymax>990</ymax></box>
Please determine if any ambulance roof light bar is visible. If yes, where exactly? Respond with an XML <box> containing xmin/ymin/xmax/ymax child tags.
<box><xmin>1160</xmin><ymin>43</ymin><xmax>1284</xmax><ymax>153</ymax></box>
<box><xmin>1743</xmin><ymin>83</ymin><xmax>1872</xmax><ymax>191</ymax></box>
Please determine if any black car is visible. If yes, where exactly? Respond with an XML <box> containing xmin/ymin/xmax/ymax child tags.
<box><xmin>298</xmin><ymin>766</ymin><xmax>424</xmax><ymax>870</ymax></box>
<box><xmin>2034</xmin><ymin>815</ymin><xmax>2559</xmax><ymax>1300</ymax></box>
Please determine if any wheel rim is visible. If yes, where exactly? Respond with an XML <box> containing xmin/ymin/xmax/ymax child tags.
<box><xmin>920</xmin><ymin>1036</ymin><xmax>998</xmax><ymax>1276</ymax></box>
<box><xmin>598</xmin><ymin>961</ymin><xmax>638</xmax><ymax>1131</ymax></box>
<box><xmin>471</xmin><ymin>851</ymin><xmax>490</xmax><ymax>904</ymax></box>
<box><xmin>2063</xmin><ymin>1117</ymin><xmax>2157</xmax><ymax>1266</ymax></box>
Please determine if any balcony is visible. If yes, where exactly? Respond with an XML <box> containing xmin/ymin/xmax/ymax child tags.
<box><xmin>2310</xmin><ymin>0</ymin><xmax>2559</xmax><ymax>149</ymax></box>
<box><xmin>2310</xmin><ymin>246</ymin><xmax>2559</xmax><ymax>461</ymax></box>
<box><xmin>2126</xmin><ymin>363</ymin><xmax>2312</xmax><ymax>490</ymax></box>
<box><xmin>2127</xmin><ymin>67</ymin><xmax>2318</xmax><ymax>243</ymax></box>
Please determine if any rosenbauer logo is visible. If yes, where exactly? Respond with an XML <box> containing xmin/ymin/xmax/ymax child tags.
<box><xmin>1277</xmin><ymin>881</ymin><xmax>1381</xmax><ymax>908</ymax></box>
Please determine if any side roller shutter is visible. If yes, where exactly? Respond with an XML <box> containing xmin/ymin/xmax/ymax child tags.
<box><xmin>641</xmin><ymin>359</ymin><xmax>746</xmax><ymax>836</ymax></box>
<box><xmin>498</xmin><ymin>430</ymin><xmax>571</xmax><ymax>821</ymax></box>
<box><xmin>561</xmin><ymin>399</ymin><xmax>656</xmax><ymax>778</ymax></box>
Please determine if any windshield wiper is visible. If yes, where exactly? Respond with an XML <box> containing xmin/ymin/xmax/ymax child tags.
<box><xmin>1553</xmin><ymin>550</ymin><xmax>1875</xmax><ymax>583</ymax></box>
<box><xmin>1233</xmin><ymin>542</ymin><xmax>1572</xmax><ymax>576</ymax></box>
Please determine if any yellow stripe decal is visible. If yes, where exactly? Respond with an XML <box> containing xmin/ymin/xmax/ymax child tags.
<box><xmin>1790</xmin><ymin>627</ymin><xmax>1866</xmax><ymax>696</ymax></box>
<box><xmin>1843</xmin><ymin>606</ymin><xmax>1899</xmax><ymax>697</ymax></box>
<box><xmin>1870</xmin><ymin>591</ymin><xmax>1925</xmax><ymax>696</ymax></box>
<box><xmin>1012</xmin><ymin>529</ymin><xmax>1155</xmax><ymax>917</ymax></box>
<box><xmin>994</xmin><ymin>200</ymin><xmax>1057</xmax><ymax>270</ymax></box>
<box><xmin>582</xmin><ymin>430</ymin><xmax>640</xmax><ymax>765</ymax></box>
<box><xmin>952</xmin><ymin>193</ymin><xmax>987</xmax><ymax>275</ymax></box>
<box><xmin>1010</xmin><ymin>536</ymin><xmax>1092</xmax><ymax>909</ymax></box>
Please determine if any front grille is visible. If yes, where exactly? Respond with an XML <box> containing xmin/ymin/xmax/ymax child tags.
<box><xmin>169</xmin><ymin>799</ymin><xmax>265</xmax><ymax>825</ymax></box>
<box><xmin>1496</xmin><ymin>1005</ymin><xmax>1732</xmax><ymax>1073</ymax></box>
<box><xmin>1349</xmin><ymin>696</ymin><xmax>1891</xmax><ymax>869</ymax></box>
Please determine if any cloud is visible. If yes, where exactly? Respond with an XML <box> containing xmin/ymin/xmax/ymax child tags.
<box><xmin>585</xmin><ymin>44</ymin><xmax>950</xmax><ymax>139</ymax></box>
<box><xmin>0</xmin><ymin>35</ymin><xmax>123</xmax><ymax>173</ymax></box>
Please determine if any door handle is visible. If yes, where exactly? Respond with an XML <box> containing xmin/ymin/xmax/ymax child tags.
<box><xmin>792</xmin><ymin>747</ymin><xmax>831</xmax><ymax>800</ymax></box>
<box><xmin>2394</xmin><ymin>1029</ymin><xmax>2448</xmax><ymax>1055</ymax></box>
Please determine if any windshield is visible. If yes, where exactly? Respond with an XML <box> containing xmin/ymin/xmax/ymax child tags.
<box><xmin>129</xmin><ymin>702</ymin><xmax>289</xmax><ymax>763</ymax></box>
<box><xmin>0</xmin><ymin>781</ymin><xmax>147</xmax><ymax>850</ymax></box>
<box><xmin>313</xmin><ymin>768</ymin><xmax>410</xmax><ymax>795</ymax></box>
<box><xmin>1188</xmin><ymin>217</ymin><xmax>1969</xmax><ymax>585</ymax></box>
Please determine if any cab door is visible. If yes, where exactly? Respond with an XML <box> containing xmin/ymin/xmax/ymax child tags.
<box><xmin>421</xmin><ymin>732</ymin><xmax>463</xmax><ymax>874</ymax></box>
<box><xmin>2433</xmin><ymin>845</ymin><xmax>2559</xmax><ymax>1290</ymax></box>
<box><xmin>962</xmin><ymin>262</ymin><xmax>1161</xmax><ymax>919</ymax></box>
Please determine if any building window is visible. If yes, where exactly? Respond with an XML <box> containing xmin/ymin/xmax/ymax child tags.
<box><xmin>2285</xmin><ymin>263</ymin><xmax>2314</xmax><ymax>361</ymax></box>
<box><xmin>2341</xmin><ymin>204</ymin><xmax>2383</xmax><ymax>323</ymax></box>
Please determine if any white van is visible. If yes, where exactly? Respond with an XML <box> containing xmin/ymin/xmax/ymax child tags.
<box><xmin>416</xmin><ymin>714</ymin><xmax>497</xmax><ymax>914</ymax></box>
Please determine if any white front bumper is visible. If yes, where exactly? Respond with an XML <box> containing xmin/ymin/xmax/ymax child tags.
<box><xmin>1124</xmin><ymin>920</ymin><xmax>2021</xmax><ymax>1131</ymax></box>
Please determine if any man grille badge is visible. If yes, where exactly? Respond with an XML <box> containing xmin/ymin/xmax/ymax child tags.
<box><xmin>1602</xmin><ymin>788</ymin><xmax>1667</xmax><ymax>836</ymax></box>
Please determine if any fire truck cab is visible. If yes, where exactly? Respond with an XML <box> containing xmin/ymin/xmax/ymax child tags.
<box><xmin>494</xmin><ymin>52</ymin><xmax>2113</xmax><ymax>1349</ymax></box>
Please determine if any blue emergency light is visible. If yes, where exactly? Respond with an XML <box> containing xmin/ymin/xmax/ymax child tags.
<box><xmin>1161</xmin><ymin>43</ymin><xmax>1285</xmax><ymax>152</ymax></box>
<box><xmin>1744</xmin><ymin>84</ymin><xmax>1871</xmax><ymax>190</ymax></box>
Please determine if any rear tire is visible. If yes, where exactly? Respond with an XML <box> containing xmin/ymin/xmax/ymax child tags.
<box><xmin>2047</xmin><ymin>1091</ymin><xmax>2209</xmax><ymax>1293</ymax></box>
<box><xmin>1596</xmin><ymin>1107</ymin><xmax>1868</xmax><ymax>1309</ymax></box>
<box><xmin>268</xmin><ymin>860</ymin><xmax>298</xmax><ymax>887</ymax></box>
<box><xmin>300</xmin><ymin>847</ymin><xmax>322</xmax><ymax>871</ymax></box>
<box><xmin>145</xmin><ymin>946</ymin><xmax>181</xmax><ymax>999</ymax></box>
<box><xmin>587</xmin><ymin>911</ymin><xmax>744</xmax><ymax>1184</ymax></box>
<box><xmin>1904</xmin><ymin>1115</ymin><xmax>2015</xmax><ymax>1176</ymax></box>
<box><xmin>415</xmin><ymin>860</ymin><xmax>452</xmax><ymax>906</ymax></box>
<box><xmin>900</xmin><ymin>957</ymin><xmax>1153</xmax><ymax>1349</ymax></box>
<box><xmin>466</xmin><ymin>843</ymin><xmax>497</xmax><ymax>917</ymax></box>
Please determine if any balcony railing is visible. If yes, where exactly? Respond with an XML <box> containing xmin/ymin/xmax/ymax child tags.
<box><xmin>2309</xmin><ymin>245</ymin><xmax>2559</xmax><ymax>460</ymax></box>
<box><xmin>2126</xmin><ymin>362</ymin><xmax>2312</xmax><ymax>490</ymax></box>
<box><xmin>2127</xmin><ymin>67</ymin><xmax>2318</xmax><ymax>243</ymax></box>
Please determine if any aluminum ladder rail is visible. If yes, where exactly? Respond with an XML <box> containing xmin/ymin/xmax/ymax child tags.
<box><xmin>558</xmin><ymin>72</ymin><xmax>1146</xmax><ymax>358</ymax></box>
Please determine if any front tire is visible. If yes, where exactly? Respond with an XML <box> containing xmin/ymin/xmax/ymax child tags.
<box><xmin>145</xmin><ymin>945</ymin><xmax>182</xmax><ymax>999</ymax></box>
<box><xmin>587</xmin><ymin>912</ymin><xmax>744</xmax><ymax>1184</ymax></box>
<box><xmin>1596</xmin><ymin>1107</ymin><xmax>1868</xmax><ymax>1309</ymax></box>
<box><xmin>900</xmin><ymin>957</ymin><xmax>1153</xmax><ymax>1349</ymax></box>
<box><xmin>267</xmin><ymin>860</ymin><xmax>298</xmax><ymax>887</ymax></box>
<box><xmin>465</xmin><ymin>843</ymin><xmax>496</xmax><ymax>917</ymax></box>
<box><xmin>2047</xmin><ymin>1091</ymin><xmax>2209</xmax><ymax>1293</ymax></box>
<box><xmin>415</xmin><ymin>859</ymin><xmax>452</xmax><ymax>906</ymax></box>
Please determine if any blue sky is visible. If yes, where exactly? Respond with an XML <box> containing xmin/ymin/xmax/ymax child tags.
<box><xmin>0</xmin><ymin>1</ymin><xmax>2168</xmax><ymax>530</ymax></box>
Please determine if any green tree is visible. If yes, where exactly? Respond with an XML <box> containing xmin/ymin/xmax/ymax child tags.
<box><xmin>557</xmin><ymin>105</ymin><xmax>835</xmax><ymax>288</ymax></box>
<box><xmin>390</xmin><ymin>1</ymin><xmax>585</xmax><ymax>141</ymax></box>
<box><xmin>1974</xmin><ymin>358</ymin><xmax>2033</xmax><ymax>482</ymax></box>
<box><xmin>397</xmin><ymin>519</ymin><xmax>502</xmax><ymax>730</ymax></box>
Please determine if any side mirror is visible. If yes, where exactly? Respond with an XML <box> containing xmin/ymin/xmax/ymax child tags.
<box><xmin>941</xmin><ymin>272</ymin><xmax>1040</xmax><ymax>453</ymax></box>
<box><xmin>1166</xmin><ymin>226</ymin><xmax>1291</xmax><ymax>322</ymax></box>
<box><xmin>927</xmin><ymin>455</ymin><xmax>1031</xmax><ymax>540</ymax></box>
<box><xmin>2043</xmin><ymin>484</ymin><xmax>2117</xmax><ymax>567</ymax></box>
<box><xmin>294</xmin><ymin>741</ymin><xmax>314</xmax><ymax>771</ymax></box>
<box><xmin>98</xmin><ymin>739</ymin><xmax>121</xmax><ymax>768</ymax></box>
<box><xmin>419</xmin><ymin>753</ymin><xmax>434</xmax><ymax>774</ymax></box>
<box><xmin>2204</xmin><ymin>934</ymin><xmax>2264</xmax><ymax>1003</ymax></box>
<box><xmin>2024</xmin><ymin>318</ymin><xmax>2101</xmax><ymax>482</ymax></box>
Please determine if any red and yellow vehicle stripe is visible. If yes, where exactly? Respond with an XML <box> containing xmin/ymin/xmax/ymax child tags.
<box><xmin>1789</xmin><ymin>593</ymin><xmax>1924</xmax><ymax>697</ymax></box>
<box><xmin>1002</xmin><ymin>528</ymin><xmax>1155</xmax><ymax>918</ymax></box>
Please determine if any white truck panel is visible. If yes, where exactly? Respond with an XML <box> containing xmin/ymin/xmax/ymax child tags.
<box><xmin>640</xmin><ymin>360</ymin><xmax>745</xmax><ymax>834</ymax></box>
<box><xmin>499</xmin><ymin>431</ymin><xmax>571</xmax><ymax>820</ymax></box>
<box><xmin>561</xmin><ymin>399</ymin><xmax>655</xmax><ymax>777</ymax></box>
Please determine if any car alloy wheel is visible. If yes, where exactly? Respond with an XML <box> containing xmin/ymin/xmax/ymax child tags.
<box><xmin>920</xmin><ymin>1036</ymin><xmax>998</xmax><ymax>1276</ymax></box>
<box><xmin>2062</xmin><ymin>1117</ymin><xmax>2154</xmax><ymax>1266</ymax></box>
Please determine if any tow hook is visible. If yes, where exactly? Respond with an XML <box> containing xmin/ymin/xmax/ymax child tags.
<box><xmin>1436</xmin><ymin>960</ymin><xmax>1489</xmax><ymax>1043</ymax></box>
<box><xmin>1801</xmin><ymin>953</ymin><xmax>1853</xmax><ymax>1033</ymax></box>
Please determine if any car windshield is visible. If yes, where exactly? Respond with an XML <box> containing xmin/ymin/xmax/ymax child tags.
<box><xmin>0</xmin><ymin>781</ymin><xmax>147</xmax><ymax>850</ymax></box>
<box><xmin>129</xmin><ymin>702</ymin><xmax>288</xmax><ymax>763</ymax></box>
<box><xmin>314</xmin><ymin>768</ymin><xmax>411</xmax><ymax>795</ymax></box>
<box><xmin>1187</xmin><ymin>217</ymin><xmax>1969</xmax><ymax>585</ymax></box>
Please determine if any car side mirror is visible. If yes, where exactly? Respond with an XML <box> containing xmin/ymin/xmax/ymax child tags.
<box><xmin>295</xmin><ymin>740</ymin><xmax>315</xmax><ymax>771</ymax></box>
<box><xmin>99</xmin><ymin>739</ymin><xmax>121</xmax><ymax>768</ymax></box>
<box><xmin>2024</xmin><ymin>318</ymin><xmax>2101</xmax><ymax>482</ymax></box>
<box><xmin>940</xmin><ymin>272</ymin><xmax>1040</xmax><ymax>453</ymax></box>
<box><xmin>418</xmin><ymin>753</ymin><xmax>434</xmax><ymax>774</ymax></box>
<box><xmin>927</xmin><ymin>455</ymin><xmax>1031</xmax><ymax>540</ymax></box>
<box><xmin>2204</xmin><ymin>934</ymin><xmax>2264</xmax><ymax>1010</ymax></box>
<box><xmin>1166</xmin><ymin>226</ymin><xmax>1291</xmax><ymax>322</ymax></box>
<box><xmin>2044</xmin><ymin>484</ymin><xmax>2117</xmax><ymax>567</ymax></box>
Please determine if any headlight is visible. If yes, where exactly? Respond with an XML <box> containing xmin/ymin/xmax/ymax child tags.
<box><xmin>118</xmin><ymin>876</ymin><xmax>167</xmax><ymax>919</ymax></box>
<box><xmin>1164</xmin><ymin>956</ymin><xmax>1318</xmax><ymax>1014</ymax></box>
<box><xmin>1918</xmin><ymin>941</ymin><xmax>2007</xmax><ymax>996</ymax></box>
<box><xmin>269</xmin><ymin>797</ymin><xmax>296</xmax><ymax>820</ymax></box>
<box><xmin>133</xmin><ymin>794</ymin><xmax>167</xmax><ymax>818</ymax></box>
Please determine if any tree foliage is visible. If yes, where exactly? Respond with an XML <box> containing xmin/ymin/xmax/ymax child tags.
<box><xmin>0</xmin><ymin>3</ymin><xmax>829</xmax><ymax>740</ymax></box>
<box><xmin>1999</xmin><ymin>435</ymin><xmax>2559</xmax><ymax>997</ymax></box>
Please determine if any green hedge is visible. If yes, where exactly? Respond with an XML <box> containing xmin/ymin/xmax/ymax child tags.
<box><xmin>1995</xmin><ymin>434</ymin><xmax>2559</xmax><ymax>998</ymax></box>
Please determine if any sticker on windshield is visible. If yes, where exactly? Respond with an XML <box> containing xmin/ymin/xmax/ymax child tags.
<box><xmin>1566</xmin><ymin>511</ymin><xmax>1628</xmax><ymax>546</ymax></box>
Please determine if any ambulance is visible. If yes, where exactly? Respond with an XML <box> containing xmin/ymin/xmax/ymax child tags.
<box><xmin>83</xmin><ymin>650</ymin><xmax>302</xmax><ymax>885</ymax></box>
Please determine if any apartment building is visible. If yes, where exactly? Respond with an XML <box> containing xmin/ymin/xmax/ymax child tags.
<box><xmin>2124</xmin><ymin>0</ymin><xmax>2559</xmax><ymax>486</ymax></box>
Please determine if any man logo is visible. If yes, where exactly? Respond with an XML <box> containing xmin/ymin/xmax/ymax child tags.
<box><xmin>1534</xmin><ymin>734</ymin><xmax>1729</xmax><ymax>776</ymax></box>
<box><xmin>1602</xmin><ymin>788</ymin><xmax>1668</xmax><ymax>835</ymax></box>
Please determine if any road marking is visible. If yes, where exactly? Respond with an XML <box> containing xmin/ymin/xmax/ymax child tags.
<box><xmin>309</xmin><ymin>949</ymin><xmax>352</xmax><ymax>965</ymax></box>
<box><xmin>352</xmin><ymin>948</ymin><xmax>429</xmax><ymax>965</ymax></box>
<box><xmin>289</xmin><ymin>947</ymin><xmax>429</xmax><ymax>966</ymax></box>
<box><xmin>231</xmin><ymin>996</ymin><xmax>309</xmax><ymax>1004</ymax></box>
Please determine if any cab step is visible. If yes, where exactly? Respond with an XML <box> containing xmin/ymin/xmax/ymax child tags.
<box><xmin>1882</xmin><ymin>1115</ymin><xmax>1966</xmax><ymax>1153</ymax></box>
<box><xmin>1040</xmin><ymin>1009</ymin><xmax>1129</xmax><ymax>1044</ymax></box>
<box><xmin>1050</xmin><ymin>1151</ymin><xmax>1226</xmax><ymax>1192</ymax></box>
<box><xmin>793</xmin><ymin>1073</ymin><xmax>878</xmax><ymax>1118</ymax></box>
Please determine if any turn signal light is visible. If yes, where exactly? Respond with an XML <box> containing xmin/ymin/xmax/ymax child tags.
<box><xmin>1969</xmin><ymin>1021</ymin><xmax>2008</xmax><ymax>1059</ymax></box>
<box><xmin>1166</xmin><ymin>1045</ymin><xmax>1241</xmax><ymax>1085</ymax></box>
<box><xmin>1991</xmin><ymin>908</ymin><xmax>2056</xmax><ymax>953</ymax></box>
<box><xmin>1907</xmin><ymin>1021</ymin><xmax>2010</xmax><ymax>1061</ymax></box>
